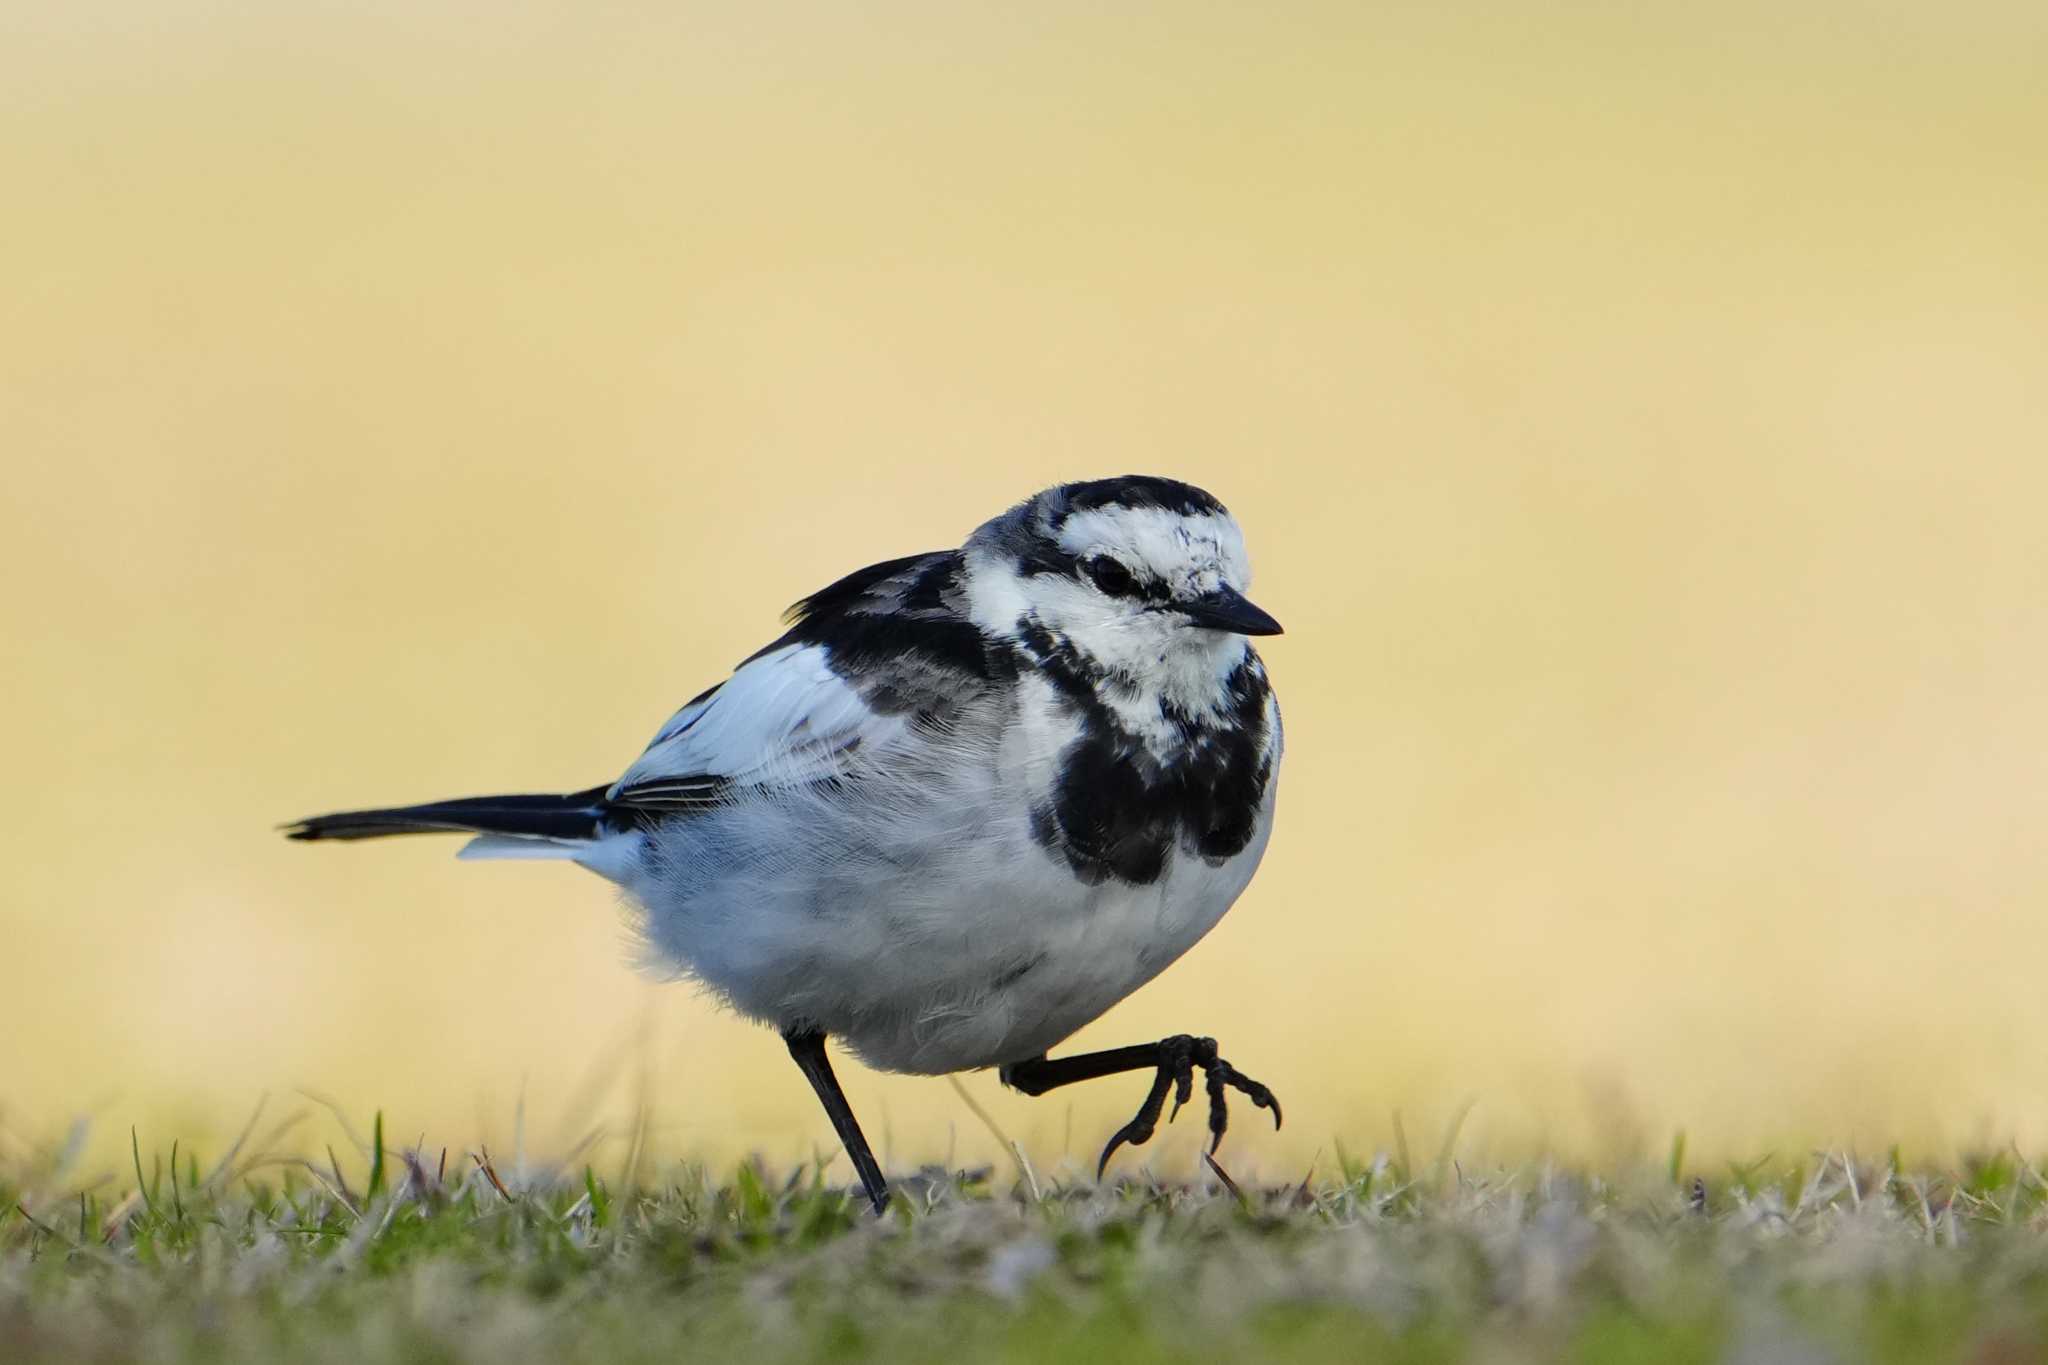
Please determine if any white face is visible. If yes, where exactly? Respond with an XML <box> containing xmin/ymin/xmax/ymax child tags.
<box><xmin>966</xmin><ymin>503</ymin><xmax>1265</xmax><ymax>718</ymax></box>
<box><xmin>1054</xmin><ymin>506</ymin><xmax>1255</xmax><ymax>607</ymax></box>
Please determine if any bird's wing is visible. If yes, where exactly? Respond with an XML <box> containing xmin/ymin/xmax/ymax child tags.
<box><xmin>608</xmin><ymin>642</ymin><xmax>900</xmax><ymax>809</ymax></box>
<box><xmin>608</xmin><ymin>550</ymin><xmax>994</xmax><ymax>812</ymax></box>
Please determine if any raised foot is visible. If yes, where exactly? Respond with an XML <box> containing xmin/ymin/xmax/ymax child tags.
<box><xmin>1097</xmin><ymin>1035</ymin><xmax>1282</xmax><ymax>1178</ymax></box>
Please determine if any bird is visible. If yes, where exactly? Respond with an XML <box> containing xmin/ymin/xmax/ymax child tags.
<box><xmin>286</xmin><ymin>475</ymin><xmax>1285</xmax><ymax>1213</ymax></box>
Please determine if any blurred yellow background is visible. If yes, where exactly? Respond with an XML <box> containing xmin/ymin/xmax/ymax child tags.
<box><xmin>5</xmin><ymin>0</ymin><xmax>2045</xmax><ymax>1182</ymax></box>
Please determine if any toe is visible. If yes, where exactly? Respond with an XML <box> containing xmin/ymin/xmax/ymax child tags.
<box><xmin>1098</xmin><ymin>1061</ymin><xmax>1177</xmax><ymax>1179</ymax></box>
<box><xmin>1169</xmin><ymin>1065</ymin><xmax>1195</xmax><ymax>1122</ymax></box>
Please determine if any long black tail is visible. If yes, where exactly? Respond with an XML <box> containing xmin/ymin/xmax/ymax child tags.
<box><xmin>283</xmin><ymin>786</ymin><xmax>611</xmax><ymax>842</ymax></box>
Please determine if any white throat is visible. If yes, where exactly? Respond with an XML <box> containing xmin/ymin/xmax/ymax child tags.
<box><xmin>963</xmin><ymin>547</ymin><xmax>1252</xmax><ymax>740</ymax></box>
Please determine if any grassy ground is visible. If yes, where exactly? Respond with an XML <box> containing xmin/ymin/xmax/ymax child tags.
<box><xmin>5</xmin><ymin>1119</ymin><xmax>2048</xmax><ymax>1364</ymax></box>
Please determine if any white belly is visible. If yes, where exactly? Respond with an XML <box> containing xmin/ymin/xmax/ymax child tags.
<box><xmin>620</xmin><ymin>762</ymin><xmax>1278</xmax><ymax>1075</ymax></box>
<box><xmin>947</xmin><ymin>812</ymin><xmax>1276</xmax><ymax>1072</ymax></box>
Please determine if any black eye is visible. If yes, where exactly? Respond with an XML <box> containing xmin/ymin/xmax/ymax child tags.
<box><xmin>1082</xmin><ymin>555</ymin><xmax>1138</xmax><ymax>598</ymax></box>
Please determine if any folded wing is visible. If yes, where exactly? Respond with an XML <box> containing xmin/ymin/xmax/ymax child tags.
<box><xmin>608</xmin><ymin>549</ymin><xmax>993</xmax><ymax>817</ymax></box>
<box><xmin>608</xmin><ymin>642</ymin><xmax>907</xmax><ymax>813</ymax></box>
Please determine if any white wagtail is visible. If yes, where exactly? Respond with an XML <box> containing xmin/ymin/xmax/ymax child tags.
<box><xmin>288</xmin><ymin>476</ymin><xmax>1284</xmax><ymax>1212</ymax></box>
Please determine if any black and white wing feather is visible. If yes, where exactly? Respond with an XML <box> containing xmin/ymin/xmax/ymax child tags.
<box><xmin>609</xmin><ymin>643</ymin><xmax>894</xmax><ymax>812</ymax></box>
<box><xmin>607</xmin><ymin>550</ymin><xmax>1001</xmax><ymax>818</ymax></box>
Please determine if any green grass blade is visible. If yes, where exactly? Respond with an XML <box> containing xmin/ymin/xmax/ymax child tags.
<box><xmin>367</xmin><ymin>1111</ymin><xmax>386</xmax><ymax>1202</ymax></box>
<box><xmin>131</xmin><ymin>1128</ymin><xmax>154</xmax><ymax>1216</ymax></box>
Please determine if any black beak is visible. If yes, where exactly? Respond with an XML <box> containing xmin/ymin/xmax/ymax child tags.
<box><xmin>1179</xmin><ymin>586</ymin><xmax>1284</xmax><ymax>637</ymax></box>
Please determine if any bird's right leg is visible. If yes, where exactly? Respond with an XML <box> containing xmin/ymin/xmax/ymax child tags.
<box><xmin>783</xmin><ymin>1028</ymin><xmax>890</xmax><ymax>1215</ymax></box>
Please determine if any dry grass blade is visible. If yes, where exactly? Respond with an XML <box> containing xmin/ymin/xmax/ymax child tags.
<box><xmin>12</xmin><ymin>1202</ymin><xmax>76</xmax><ymax>1249</ymax></box>
<box><xmin>99</xmin><ymin>1189</ymin><xmax>143</xmax><ymax>1243</ymax></box>
<box><xmin>946</xmin><ymin>1075</ymin><xmax>1041</xmax><ymax>1203</ymax></box>
<box><xmin>200</xmin><ymin>1093</ymin><xmax>270</xmax><ymax>1190</ymax></box>
<box><xmin>1292</xmin><ymin>1154</ymin><xmax>1318</xmax><ymax>1210</ymax></box>
<box><xmin>473</xmin><ymin>1147</ymin><xmax>513</xmax><ymax>1201</ymax></box>
<box><xmin>297</xmin><ymin>1090</ymin><xmax>373</xmax><ymax>1156</ymax></box>
<box><xmin>325</xmin><ymin>1145</ymin><xmax>358</xmax><ymax>1211</ymax></box>
<box><xmin>1201</xmin><ymin>1151</ymin><xmax>1248</xmax><ymax>1208</ymax></box>
<box><xmin>293</xmin><ymin>1157</ymin><xmax>358</xmax><ymax>1217</ymax></box>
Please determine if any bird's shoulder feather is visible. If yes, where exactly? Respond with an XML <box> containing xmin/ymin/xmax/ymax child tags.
<box><xmin>609</xmin><ymin>551</ymin><xmax>1009</xmax><ymax>813</ymax></box>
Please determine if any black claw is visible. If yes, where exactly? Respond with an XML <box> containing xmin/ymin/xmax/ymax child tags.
<box><xmin>1222</xmin><ymin>1069</ymin><xmax>1283</xmax><ymax>1131</ymax></box>
<box><xmin>1169</xmin><ymin>1060</ymin><xmax>1195</xmax><ymax>1122</ymax></box>
<box><xmin>1096</xmin><ymin>1035</ymin><xmax>1284</xmax><ymax>1176</ymax></box>
<box><xmin>1095</xmin><ymin>1121</ymin><xmax>1141</xmax><ymax>1179</ymax></box>
<box><xmin>1205</xmin><ymin>1062</ymin><xmax>1229</xmax><ymax>1152</ymax></box>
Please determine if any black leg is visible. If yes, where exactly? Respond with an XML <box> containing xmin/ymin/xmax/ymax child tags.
<box><xmin>783</xmin><ymin>1028</ymin><xmax>890</xmax><ymax>1215</ymax></box>
<box><xmin>1001</xmin><ymin>1035</ymin><xmax>1282</xmax><ymax>1178</ymax></box>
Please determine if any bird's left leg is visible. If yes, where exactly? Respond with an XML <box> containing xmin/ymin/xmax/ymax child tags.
<box><xmin>1000</xmin><ymin>1036</ymin><xmax>1281</xmax><ymax>1177</ymax></box>
<box><xmin>784</xmin><ymin>1028</ymin><xmax>891</xmax><ymax>1215</ymax></box>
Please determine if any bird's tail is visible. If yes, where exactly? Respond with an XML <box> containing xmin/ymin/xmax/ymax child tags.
<box><xmin>282</xmin><ymin>787</ymin><xmax>611</xmax><ymax>843</ymax></box>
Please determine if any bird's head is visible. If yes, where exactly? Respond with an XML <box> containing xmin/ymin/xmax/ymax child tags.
<box><xmin>964</xmin><ymin>476</ymin><xmax>1279</xmax><ymax>710</ymax></box>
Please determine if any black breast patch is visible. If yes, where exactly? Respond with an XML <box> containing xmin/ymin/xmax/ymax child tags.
<box><xmin>1017</xmin><ymin>622</ymin><xmax>1276</xmax><ymax>887</ymax></box>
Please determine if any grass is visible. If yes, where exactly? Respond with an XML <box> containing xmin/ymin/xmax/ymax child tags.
<box><xmin>5</xmin><ymin>1116</ymin><xmax>2048</xmax><ymax>1363</ymax></box>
